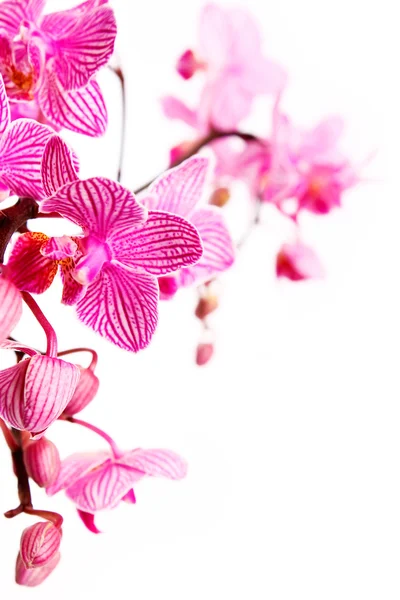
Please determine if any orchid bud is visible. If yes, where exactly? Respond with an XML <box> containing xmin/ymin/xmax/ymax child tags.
<box><xmin>63</xmin><ymin>365</ymin><xmax>99</xmax><ymax>417</ymax></box>
<box><xmin>23</xmin><ymin>437</ymin><xmax>61</xmax><ymax>488</ymax></box>
<box><xmin>195</xmin><ymin>295</ymin><xmax>219</xmax><ymax>320</ymax></box>
<box><xmin>0</xmin><ymin>355</ymin><xmax>80</xmax><ymax>436</ymax></box>
<box><xmin>20</xmin><ymin>521</ymin><xmax>62</xmax><ymax>569</ymax></box>
<box><xmin>16</xmin><ymin>551</ymin><xmax>60</xmax><ymax>587</ymax></box>
<box><xmin>158</xmin><ymin>275</ymin><xmax>179</xmax><ymax>300</ymax></box>
<box><xmin>196</xmin><ymin>343</ymin><xmax>214</xmax><ymax>366</ymax></box>
<box><xmin>176</xmin><ymin>49</ymin><xmax>202</xmax><ymax>80</ymax></box>
<box><xmin>209</xmin><ymin>187</ymin><xmax>230</xmax><ymax>208</ymax></box>
<box><xmin>0</xmin><ymin>277</ymin><xmax>22</xmax><ymax>341</ymax></box>
<box><xmin>276</xmin><ymin>242</ymin><xmax>325</xmax><ymax>282</ymax></box>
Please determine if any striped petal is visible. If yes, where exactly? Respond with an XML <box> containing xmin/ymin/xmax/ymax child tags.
<box><xmin>179</xmin><ymin>207</ymin><xmax>235</xmax><ymax>286</ymax></box>
<box><xmin>0</xmin><ymin>277</ymin><xmax>22</xmax><ymax>341</ymax></box>
<box><xmin>41</xmin><ymin>236</ymin><xmax>78</xmax><ymax>261</ymax></box>
<box><xmin>7</xmin><ymin>232</ymin><xmax>58</xmax><ymax>294</ymax></box>
<box><xmin>41</xmin><ymin>135</ymin><xmax>79</xmax><ymax>197</ymax></box>
<box><xmin>63</xmin><ymin>365</ymin><xmax>99</xmax><ymax>416</ymax></box>
<box><xmin>142</xmin><ymin>156</ymin><xmax>209</xmax><ymax>218</ymax></box>
<box><xmin>52</xmin><ymin>6</ymin><xmax>117</xmax><ymax>91</ymax></box>
<box><xmin>122</xmin><ymin>449</ymin><xmax>188</xmax><ymax>480</ymax></box>
<box><xmin>60</xmin><ymin>257</ymin><xmax>87</xmax><ymax>306</ymax></box>
<box><xmin>0</xmin><ymin>73</ymin><xmax>10</xmax><ymax>136</ymax></box>
<box><xmin>16</xmin><ymin>551</ymin><xmax>60</xmax><ymax>587</ymax></box>
<box><xmin>109</xmin><ymin>210</ymin><xmax>203</xmax><ymax>276</ymax></box>
<box><xmin>0</xmin><ymin>119</ymin><xmax>52</xmax><ymax>199</ymax></box>
<box><xmin>40</xmin><ymin>1</ymin><xmax>109</xmax><ymax>36</ymax></box>
<box><xmin>75</xmin><ymin>262</ymin><xmax>159</xmax><ymax>352</ymax></box>
<box><xmin>20</xmin><ymin>522</ymin><xmax>61</xmax><ymax>568</ymax></box>
<box><xmin>0</xmin><ymin>0</ymin><xmax>28</xmax><ymax>36</ymax></box>
<box><xmin>0</xmin><ymin>355</ymin><xmax>80</xmax><ymax>434</ymax></box>
<box><xmin>39</xmin><ymin>68</ymin><xmax>107</xmax><ymax>137</ymax></box>
<box><xmin>46</xmin><ymin>451</ymin><xmax>110</xmax><ymax>496</ymax></box>
<box><xmin>66</xmin><ymin>461</ymin><xmax>143</xmax><ymax>512</ymax></box>
<box><xmin>41</xmin><ymin>177</ymin><xmax>146</xmax><ymax>239</ymax></box>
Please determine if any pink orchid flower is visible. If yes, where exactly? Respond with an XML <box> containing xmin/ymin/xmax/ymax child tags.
<box><xmin>0</xmin><ymin>276</ymin><xmax>22</xmax><ymax>341</ymax></box>
<box><xmin>276</xmin><ymin>242</ymin><xmax>325</xmax><ymax>282</ymax></box>
<box><xmin>0</xmin><ymin>72</ymin><xmax>52</xmax><ymax>200</ymax></box>
<box><xmin>47</xmin><ymin>444</ymin><xmax>187</xmax><ymax>529</ymax></box>
<box><xmin>141</xmin><ymin>157</ymin><xmax>235</xmax><ymax>295</ymax></box>
<box><xmin>34</xmin><ymin>135</ymin><xmax>202</xmax><ymax>352</ymax></box>
<box><xmin>175</xmin><ymin>4</ymin><xmax>287</xmax><ymax>131</ymax></box>
<box><xmin>0</xmin><ymin>0</ymin><xmax>116</xmax><ymax>136</ymax></box>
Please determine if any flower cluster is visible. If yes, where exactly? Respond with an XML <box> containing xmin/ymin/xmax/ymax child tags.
<box><xmin>0</xmin><ymin>0</ymin><xmax>364</xmax><ymax>589</ymax></box>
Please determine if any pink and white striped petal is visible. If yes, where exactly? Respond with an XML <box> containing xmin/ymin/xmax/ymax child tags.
<box><xmin>16</xmin><ymin>551</ymin><xmax>60</xmax><ymax>587</ymax></box>
<box><xmin>53</xmin><ymin>6</ymin><xmax>117</xmax><ymax>91</ymax></box>
<box><xmin>41</xmin><ymin>177</ymin><xmax>146</xmax><ymax>239</ymax></box>
<box><xmin>109</xmin><ymin>210</ymin><xmax>203</xmax><ymax>276</ymax></box>
<box><xmin>122</xmin><ymin>449</ymin><xmax>188</xmax><ymax>480</ymax></box>
<box><xmin>75</xmin><ymin>263</ymin><xmax>159</xmax><ymax>352</ymax></box>
<box><xmin>46</xmin><ymin>451</ymin><xmax>110</xmax><ymax>496</ymax></box>
<box><xmin>39</xmin><ymin>68</ymin><xmax>107</xmax><ymax>137</ymax></box>
<box><xmin>20</xmin><ymin>521</ymin><xmax>61</xmax><ymax>569</ymax></box>
<box><xmin>0</xmin><ymin>119</ymin><xmax>52</xmax><ymax>199</ymax></box>
<box><xmin>0</xmin><ymin>355</ymin><xmax>80</xmax><ymax>435</ymax></box>
<box><xmin>59</xmin><ymin>257</ymin><xmax>87</xmax><ymax>306</ymax></box>
<box><xmin>63</xmin><ymin>365</ymin><xmax>99</xmax><ymax>416</ymax></box>
<box><xmin>41</xmin><ymin>135</ymin><xmax>79</xmax><ymax>197</ymax></box>
<box><xmin>142</xmin><ymin>156</ymin><xmax>209</xmax><ymax>218</ymax></box>
<box><xmin>7</xmin><ymin>232</ymin><xmax>58</xmax><ymax>294</ymax></box>
<box><xmin>0</xmin><ymin>277</ymin><xmax>22</xmax><ymax>341</ymax></box>
<box><xmin>40</xmin><ymin>1</ymin><xmax>109</xmax><ymax>37</ymax></box>
<box><xmin>0</xmin><ymin>73</ymin><xmax>10</xmax><ymax>136</ymax></box>
<box><xmin>41</xmin><ymin>236</ymin><xmax>78</xmax><ymax>261</ymax></box>
<box><xmin>178</xmin><ymin>207</ymin><xmax>235</xmax><ymax>287</ymax></box>
<box><xmin>66</xmin><ymin>461</ymin><xmax>143</xmax><ymax>512</ymax></box>
<box><xmin>0</xmin><ymin>1</ymin><xmax>28</xmax><ymax>36</ymax></box>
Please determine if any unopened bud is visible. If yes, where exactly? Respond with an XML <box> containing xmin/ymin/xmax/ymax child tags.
<box><xmin>20</xmin><ymin>521</ymin><xmax>62</xmax><ymax>569</ymax></box>
<box><xmin>209</xmin><ymin>187</ymin><xmax>230</xmax><ymax>207</ymax></box>
<box><xmin>195</xmin><ymin>296</ymin><xmax>219</xmax><ymax>320</ymax></box>
<box><xmin>16</xmin><ymin>551</ymin><xmax>60</xmax><ymax>587</ymax></box>
<box><xmin>158</xmin><ymin>275</ymin><xmax>179</xmax><ymax>300</ymax></box>
<box><xmin>23</xmin><ymin>437</ymin><xmax>61</xmax><ymax>488</ymax></box>
<box><xmin>196</xmin><ymin>343</ymin><xmax>214</xmax><ymax>366</ymax></box>
<box><xmin>63</xmin><ymin>366</ymin><xmax>99</xmax><ymax>417</ymax></box>
<box><xmin>176</xmin><ymin>49</ymin><xmax>202</xmax><ymax>80</ymax></box>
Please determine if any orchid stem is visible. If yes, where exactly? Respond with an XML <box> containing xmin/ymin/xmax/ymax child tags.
<box><xmin>4</xmin><ymin>429</ymin><xmax>33</xmax><ymax>519</ymax></box>
<box><xmin>111</xmin><ymin>65</ymin><xmax>126</xmax><ymax>184</ymax></box>
<box><xmin>63</xmin><ymin>417</ymin><xmax>122</xmax><ymax>458</ymax></box>
<box><xmin>58</xmin><ymin>347</ymin><xmax>98</xmax><ymax>371</ymax></box>
<box><xmin>21</xmin><ymin>292</ymin><xmax>58</xmax><ymax>357</ymax></box>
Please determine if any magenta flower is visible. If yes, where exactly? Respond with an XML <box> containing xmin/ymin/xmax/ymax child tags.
<box><xmin>141</xmin><ymin>157</ymin><xmax>235</xmax><ymax>292</ymax></box>
<box><xmin>36</xmin><ymin>135</ymin><xmax>203</xmax><ymax>351</ymax></box>
<box><xmin>0</xmin><ymin>276</ymin><xmax>22</xmax><ymax>341</ymax></box>
<box><xmin>0</xmin><ymin>340</ymin><xmax>80</xmax><ymax>437</ymax></box>
<box><xmin>0</xmin><ymin>73</ymin><xmax>52</xmax><ymax>200</ymax></box>
<box><xmin>47</xmin><ymin>446</ymin><xmax>187</xmax><ymax>523</ymax></box>
<box><xmin>0</xmin><ymin>0</ymin><xmax>116</xmax><ymax>136</ymax></box>
<box><xmin>23</xmin><ymin>436</ymin><xmax>61</xmax><ymax>488</ymax></box>
<box><xmin>276</xmin><ymin>242</ymin><xmax>325</xmax><ymax>282</ymax></box>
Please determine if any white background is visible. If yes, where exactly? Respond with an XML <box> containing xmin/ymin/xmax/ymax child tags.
<box><xmin>1</xmin><ymin>0</ymin><xmax>400</xmax><ymax>598</ymax></box>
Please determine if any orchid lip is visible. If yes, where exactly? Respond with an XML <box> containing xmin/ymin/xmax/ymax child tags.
<box><xmin>72</xmin><ymin>236</ymin><xmax>112</xmax><ymax>286</ymax></box>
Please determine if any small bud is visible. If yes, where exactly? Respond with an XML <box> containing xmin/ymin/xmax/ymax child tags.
<box><xmin>23</xmin><ymin>437</ymin><xmax>61</xmax><ymax>488</ymax></box>
<box><xmin>158</xmin><ymin>275</ymin><xmax>179</xmax><ymax>300</ymax></box>
<box><xmin>20</xmin><ymin>521</ymin><xmax>62</xmax><ymax>569</ymax></box>
<box><xmin>0</xmin><ymin>355</ymin><xmax>80</xmax><ymax>436</ymax></box>
<box><xmin>196</xmin><ymin>343</ymin><xmax>214</xmax><ymax>366</ymax></box>
<box><xmin>16</xmin><ymin>551</ymin><xmax>60</xmax><ymax>587</ymax></box>
<box><xmin>63</xmin><ymin>366</ymin><xmax>99</xmax><ymax>417</ymax></box>
<box><xmin>176</xmin><ymin>49</ymin><xmax>202</xmax><ymax>80</ymax></box>
<box><xmin>195</xmin><ymin>296</ymin><xmax>219</xmax><ymax>320</ymax></box>
<box><xmin>209</xmin><ymin>187</ymin><xmax>230</xmax><ymax>207</ymax></box>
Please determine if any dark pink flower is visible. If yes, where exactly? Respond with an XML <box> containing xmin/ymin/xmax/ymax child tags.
<box><xmin>37</xmin><ymin>135</ymin><xmax>203</xmax><ymax>352</ymax></box>
<box><xmin>0</xmin><ymin>0</ymin><xmax>116</xmax><ymax>136</ymax></box>
<box><xmin>276</xmin><ymin>242</ymin><xmax>325</xmax><ymax>282</ymax></box>
<box><xmin>141</xmin><ymin>156</ymin><xmax>235</xmax><ymax>291</ymax></box>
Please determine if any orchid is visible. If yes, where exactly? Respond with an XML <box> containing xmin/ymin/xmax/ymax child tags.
<box><xmin>0</xmin><ymin>0</ymin><xmax>116</xmax><ymax>136</ymax></box>
<box><xmin>276</xmin><ymin>242</ymin><xmax>325</xmax><ymax>282</ymax></box>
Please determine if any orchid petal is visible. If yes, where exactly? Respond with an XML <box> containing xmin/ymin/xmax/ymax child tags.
<box><xmin>77</xmin><ymin>509</ymin><xmax>101</xmax><ymax>533</ymax></box>
<box><xmin>52</xmin><ymin>6</ymin><xmax>117</xmax><ymax>91</ymax></box>
<box><xmin>41</xmin><ymin>135</ymin><xmax>79</xmax><ymax>197</ymax></box>
<box><xmin>206</xmin><ymin>77</ymin><xmax>253</xmax><ymax>131</ymax></box>
<box><xmin>7</xmin><ymin>232</ymin><xmax>57</xmax><ymax>294</ymax></box>
<box><xmin>0</xmin><ymin>277</ymin><xmax>22</xmax><ymax>341</ymax></box>
<box><xmin>179</xmin><ymin>207</ymin><xmax>235</xmax><ymax>286</ymax></box>
<box><xmin>142</xmin><ymin>156</ymin><xmax>209</xmax><ymax>218</ymax></box>
<box><xmin>122</xmin><ymin>448</ymin><xmax>188</xmax><ymax>480</ymax></box>
<box><xmin>40</xmin><ymin>0</ymin><xmax>109</xmax><ymax>35</ymax></box>
<box><xmin>300</xmin><ymin>116</ymin><xmax>346</xmax><ymax>160</ymax></box>
<box><xmin>41</xmin><ymin>236</ymin><xmax>78</xmax><ymax>261</ymax></box>
<box><xmin>0</xmin><ymin>0</ymin><xmax>28</xmax><ymax>36</ymax></box>
<box><xmin>0</xmin><ymin>73</ymin><xmax>10</xmax><ymax>136</ymax></box>
<box><xmin>0</xmin><ymin>119</ymin><xmax>52</xmax><ymax>199</ymax></box>
<box><xmin>75</xmin><ymin>263</ymin><xmax>159</xmax><ymax>352</ymax></box>
<box><xmin>46</xmin><ymin>451</ymin><xmax>110</xmax><ymax>496</ymax></box>
<box><xmin>121</xmin><ymin>488</ymin><xmax>136</xmax><ymax>504</ymax></box>
<box><xmin>109</xmin><ymin>210</ymin><xmax>203</xmax><ymax>276</ymax></box>
<box><xmin>160</xmin><ymin>96</ymin><xmax>199</xmax><ymax>128</ymax></box>
<box><xmin>59</xmin><ymin>257</ymin><xmax>87</xmax><ymax>306</ymax></box>
<box><xmin>42</xmin><ymin>177</ymin><xmax>147</xmax><ymax>239</ymax></box>
<box><xmin>198</xmin><ymin>4</ymin><xmax>231</xmax><ymax>67</ymax></box>
<box><xmin>63</xmin><ymin>365</ymin><xmax>99</xmax><ymax>416</ymax></box>
<box><xmin>66</xmin><ymin>462</ymin><xmax>142</xmax><ymax>512</ymax></box>
<box><xmin>39</xmin><ymin>69</ymin><xmax>107</xmax><ymax>137</ymax></box>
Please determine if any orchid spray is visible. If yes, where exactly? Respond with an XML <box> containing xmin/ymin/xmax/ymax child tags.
<box><xmin>0</xmin><ymin>0</ymin><xmax>364</xmax><ymax>587</ymax></box>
